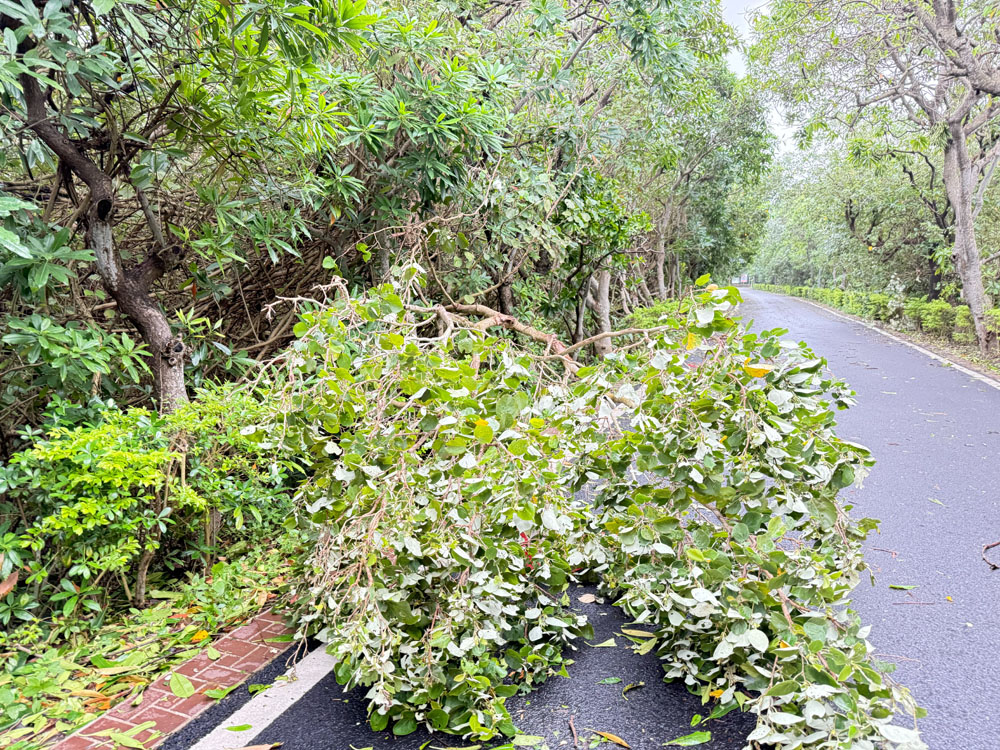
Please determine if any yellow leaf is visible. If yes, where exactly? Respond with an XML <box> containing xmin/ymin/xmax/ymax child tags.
<box><xmin>709</xmin><ymin>689</ymin><xmax>724</xmax><ymax>698</ymax></box>
<box><xmin>684</xmin><ymin>332</ymin><xmax>698</xmax><ymax>351</ymax></box>
<box><xmin>191</xmin><ymin>630</ymin><xmax>210</xmax><ymax>643</ymax></box>
<box><xmin>619</xmin><ymin>628</ymin><xmax>655</xmax><ymax>638</ymax></box>
<box><xmin>742</xmin><ymin>363</ymin><xmax>773</xmax><ymax>378</ymax></box>
<box><xmin>592</xmin><ymin>731</ymin><xmax>630</xmax><ymax>748</ymax></box>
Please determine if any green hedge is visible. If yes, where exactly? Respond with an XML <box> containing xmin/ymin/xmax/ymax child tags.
<box><xmin>755</xmin><ymin>284</ymin><xmax>1000</xmax><ymax>345</ymax></box>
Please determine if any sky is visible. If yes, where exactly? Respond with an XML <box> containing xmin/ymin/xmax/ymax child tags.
<box><xmin>719</xmin><ymin>0</ymin><xmax>795</xmax><ymax>150</ymax></box>
<box><xmin>720</xmin><ymin>0</ymin><xmax>769</xmax><ymax>77</ymax></box>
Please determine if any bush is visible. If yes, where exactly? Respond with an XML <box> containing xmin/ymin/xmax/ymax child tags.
<box><xmin>920</xmin><ymin>299</ymin><xmax>955</xmax><ymax>336</ymax></box>
<box><xmin>869</xmin><ymin>293</ymin><xmax>891</xmax><ymax>321</ymax></box>
<box><xmin>954</xmin><ymin>305</ymin><xmax>975</xmax><ymax>343</ymax></box>
<box><xmin>625</xmin><ymin>299</ymin><xmax>682</xmax><ymax>328</ymax></box>
<box><xmin>0</xmin><ymin>386</ymin><xmax>290</xmax><ymax>632</ymax></box>
<box><xmin>903</xmin><ymin>298</ymin><xmax>927</xmax><ymax>330</ymax></box>
<box><xmin>986</xmin><ymin>308</ymin><xmax>1000</xmax><ymax>335</ymax></box>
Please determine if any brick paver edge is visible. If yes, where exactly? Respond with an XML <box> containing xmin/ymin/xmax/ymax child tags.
<box><xmin>50</xmin><ymin>610</ymin><xmax>294</xmax><ymax>750</ymax></box>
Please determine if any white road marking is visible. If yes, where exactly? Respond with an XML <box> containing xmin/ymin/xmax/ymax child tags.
<box><xmin>188</xmin><ymin>646</ymin><xmax>336</xmax><ymax>750</ymax></box>
<box><xmin>757</xmin><ymin>292</ymin><xmax>1000</xmax><ymax>393</ymax></box>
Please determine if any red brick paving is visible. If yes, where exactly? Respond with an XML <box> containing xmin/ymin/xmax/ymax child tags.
<box><xmin>51</xmin><ymin>609</ymin><xmax>294</xmax><ymax>750</ymax></box>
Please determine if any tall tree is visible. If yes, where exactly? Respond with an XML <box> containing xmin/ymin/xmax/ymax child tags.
<box><xmin>753</xmin><ymin>0</ymin><xmax>1000</xmax><ymax>350</ymax></box>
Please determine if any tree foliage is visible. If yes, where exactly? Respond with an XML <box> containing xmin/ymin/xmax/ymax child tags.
<box><xmin>0</xmin><ymin>0</ymin><xmax>770</xmax><ymax>442</ymax></box>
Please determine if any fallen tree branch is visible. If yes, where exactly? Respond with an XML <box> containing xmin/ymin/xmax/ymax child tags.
<box><xmin>983</xmin><ymin>540</ymin><xmax>1000</xmax><ymax>570</ymax></box>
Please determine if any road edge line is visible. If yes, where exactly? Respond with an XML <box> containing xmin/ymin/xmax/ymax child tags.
<box><xmin>187</xmin><ymin>646</ymin><xmax>337</xmax><ymax>750</ymax></box>
<box><xmin>754</xmin><ymin>291</ymin><xmax>1000</xmax><ymax>393</ymax></box>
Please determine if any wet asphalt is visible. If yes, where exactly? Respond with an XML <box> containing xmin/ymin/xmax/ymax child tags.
<box><xmin>741</xmin><ymin>289</ymin><xmax>1000</xmax><ymax>750</ymax></box>
<box><xmin>170</xmin><ymin>289</ymin><xmax>1000</xmax><ymax>750</ymax></box>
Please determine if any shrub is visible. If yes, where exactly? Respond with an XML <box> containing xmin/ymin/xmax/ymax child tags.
<box><xmin>920</xmin><ymin>299</ymin><xmax>955</xmax><ymax>336</ymax></box>
<box><xmin>869</xmin><ymin>293</ymin><xmax>891</xmax><ymax>321</ymax></box>
<box><xmin>985</xmin><ymin>308</ymin><xmax>1000</xmax><ymax>336</ymax></box>
<box><xmin>0</xmin><ymin>386</ymin><xmax>289</xmax><ymax>632</ymax></box>
<box><xmin>903</xmin><ymin>298</ymin><xmax>927</xmax><ymax>329</ymax></box>
<box><xmin>953</xmin><ymin>305</ymin><xmax>975</xmax><ymax>344</ymax></box>
<box><xmin>625</xmin><ymin>299</ymin><xmax>682</xmax><ymax>328</ymax></box>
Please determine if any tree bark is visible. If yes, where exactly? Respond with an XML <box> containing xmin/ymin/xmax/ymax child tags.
<box><xmin>496</xmin><ymin>280</ymin><xmax>515</xmax><ymax>316</ymax></box>
<box><xmin>653</xmin><ymin>212</ymin><xmax>668</xmax><ymax>300</ymax></box>
<box><xmin>19</xmin><ymin>74</ymin><xmax>188</xmax><ymax>411</ymax></box>
<box><xmin>943</xmin><ymin>124</ymin><xmax>993</xmax><ymax>353</ymax></box>
<box><xmin>589</xmin><ymin>270</ymin><xmax>613</xmax><ymax>358</ymax></box>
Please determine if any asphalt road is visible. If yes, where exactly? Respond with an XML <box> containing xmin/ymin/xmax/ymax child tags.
<box><xmin>740</xmin><ymin>289</ymin><xmax>1000</xmax><ymax>750</ymax></box>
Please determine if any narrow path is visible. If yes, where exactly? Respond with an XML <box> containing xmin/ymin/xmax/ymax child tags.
<box><xmin>741</xmin><ymin>289</ymin><xmax>1000</xmax><ymax>750</ymax></box>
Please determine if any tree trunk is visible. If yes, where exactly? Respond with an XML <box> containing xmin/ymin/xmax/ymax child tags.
<box><xmin>589</xmin><ymin>271</ymin><xmax>613</xmax><ymax>358</ymax></box>
<box><xmin>20</xmin><ymin>73</ymin><xmax>188</xmax><ymax>411</ymax></box>
<box><xmin>496</xmin><ymin>280</ymin><xmax>515</xmax><ymax>316</ymax></box>
<box><xmin>943</xmin><ymin>125</ymin><xmax>993</xmax><ymax>353</ymax></box>
<box><xmin>637</xmin><ymin>279</ymin><xmax>655</xmax><ymax>307</ymax></box>
<box><xmin>653</xmin><ymin>213</ymin><xmax>668</xmax><ymax>300</ymax></box>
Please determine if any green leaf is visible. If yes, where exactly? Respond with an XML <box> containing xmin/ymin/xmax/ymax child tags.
<box><xmin>169</xmin><ymin>672</ymin><xmax>195</xmax><ymax>699</ymax></box>
<box><xmin>597</xmin><ymin>677</ymin><xmax>622</xmax><ymax>684</ymax></box>
<box><xmin>226</xmin><ymin>724</ymin><xmax>253</xmax><ymax>732</ymax></box>
<box><xmin>393</xmin><ymin>717</ymin><xmax>418</xmax><ymax>736</ymax></box>
<box><xmin>664</xmin><ymin>731</ymin><xmax>711</xmax><ymax>746</ymax></box>
<box><xmin>512</xmin><ymin>736</ymin><xmax>544</xmax><ymax>746</ymax></box>
<box><xmin>588</xmin><ymin>638</ymin><xmax>617</xmax><ymax>648</ymax></box>
<box><xmin>889</xmin><ymin>584</ymin><xmax>917</xmax><ymax>590</ymax></box>
<box><xmin>107</xmin><ymin>733</ymin><xmax>146</xmax><ymax>749</ymax></box>
<box><xmin>473</xmin><ymin>422</ymin><xmax>494</xmax><ymax>444</ymax></box>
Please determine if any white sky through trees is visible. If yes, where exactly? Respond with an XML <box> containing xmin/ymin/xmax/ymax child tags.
<box><xmin>721</xmin><ymin>0</ymin><xmax>794</xmax><ymax>150</ymax></box>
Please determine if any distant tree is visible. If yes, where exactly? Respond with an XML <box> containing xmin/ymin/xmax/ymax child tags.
<box><xmin>753</xmin><ymin>0</ymin><xmax>1000</xmax><ymax>351</ymax></box>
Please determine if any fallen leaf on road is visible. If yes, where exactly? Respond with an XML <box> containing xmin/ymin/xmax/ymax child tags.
<box><xmin>620</xmin><ymin>628</ymin><xmax>655</xmax><ymax>638</ymax></box>
<box><xmin>888</xmin><ymin>584</ymin><xmax>917</xmax><ymax>590</ymax></box>
<box><xmin>597</xmin><ymin>677</ymin><xmax>622</xmax><ymax>684</ymax></box>
<box><xmin>227</xmin><ymin>724</ymin><xmax>253</xmax><ymax>732</ymax></box>
<box><xmin>664</xmin><ymin>731</ymin><xmax>712</xmax><ymax>746</ymax></box>
<box><xmin>512</xmin><ymin>736</ymin><xmax>544</xmax><ymax>746</ymax></box>
<box><xmin>168</xmin><ymin>672</ymin><xmax>195</xmax><ymax>698</ymax></box>
<box><xmin>591</xmin><ymin>730</ymin><xmax>630</xmax><ymax>747</ymax></box>
<box><xmin>588</xmin><ymin>638</ymin><xmax>617</xmax><ymax>648</ymax></box>
<box><xmin>232</xmin><ymin>745</ymin><xmax>283</xmax><ymax>750</ymax></box>
<box><xmin>577</xmin><ymin>593</ymin><xmax>597</xmax><ymax>604</ymax></box>
<box><xmin>621</xmin><ymin>681</ymin><xmax>644</xmax><ymax>700</ymax></box>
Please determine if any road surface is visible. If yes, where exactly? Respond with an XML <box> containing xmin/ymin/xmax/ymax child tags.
<box><xmin>741</xmin><ymin>288</ymin><xmax>1000</xmax><ymax>750</ymax></box>
<box><xmin>167</xmin><ymin>288</ymin><xmax>1000</xmax><ymax>750</ymax></box>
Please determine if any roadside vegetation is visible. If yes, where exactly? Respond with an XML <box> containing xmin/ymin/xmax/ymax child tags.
<box><xmin>750</xmin><ymin>3</ymin><xmax>1000</xmax><ymax>358</ymax></box>
<box><xmin>755</xmin><ymin>283</ymin><xmax>1000</xmax><ymax>371</ymax></box>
